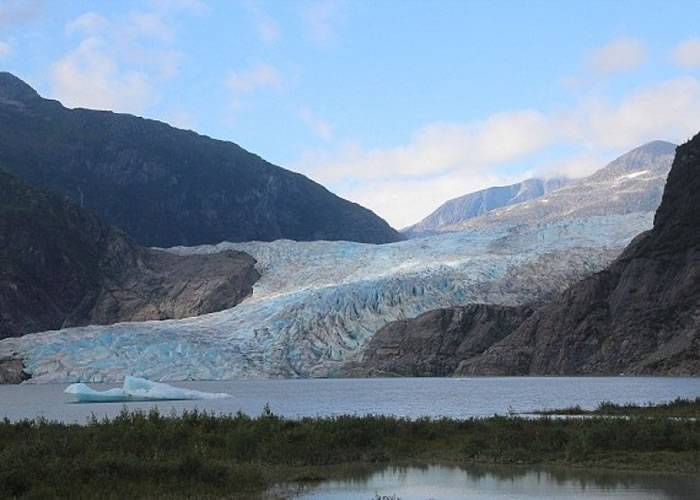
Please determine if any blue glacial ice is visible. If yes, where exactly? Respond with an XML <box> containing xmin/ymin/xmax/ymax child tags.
<box><xmin>0</xmin><ymin>213</ymin><xmax>654</xmax><ymax>383</ymax></box>
<box><xmin>65</xmin><ymin>376</ymin><xmax>230</xmax><ymax>402</ymax></box>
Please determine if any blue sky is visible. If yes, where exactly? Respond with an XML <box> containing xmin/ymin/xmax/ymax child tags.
<box><xmin>1</xmin><ymin>0</ymin><xmax>700</xmax><ymax>227</ymax></box>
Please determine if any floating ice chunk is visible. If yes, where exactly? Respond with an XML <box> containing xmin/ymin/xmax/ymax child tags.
<box><xmin>64</xmin><ymin>376</ymin><xmax>230</xmax><ymax>403</ymax></box>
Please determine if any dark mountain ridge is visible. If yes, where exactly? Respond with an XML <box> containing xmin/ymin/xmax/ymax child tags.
<box><xmin>0</xmin><ymin>72</ymin><xmax>401</xmax><ymax>247</ymax></box>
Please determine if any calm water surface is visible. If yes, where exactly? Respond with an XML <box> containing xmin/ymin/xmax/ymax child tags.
<box><xmin>1</xmin><ymin>377</ymin><xmax>698</xmax><ymax>423</ymax></box>
<box><xmin>279</xmin><ymin>464</ymin><xmax>700</xmax><ymax>500</ymax></box>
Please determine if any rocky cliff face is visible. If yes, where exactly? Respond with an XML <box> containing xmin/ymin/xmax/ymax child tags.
<box><xmin>341</xmin><ymin>304</ymin><xmax>534</xmax><ymax>377</ymax></box>
<box><xmin>0</xmin><ymin>72</ymin><xmax>400</xmax><ymax>246</ymax></box>
<box><xmin>0</xmin><ymin>171</ymin><xmax>259</xmax><ymax>340</ymax></box>
<box><xmin>348</xmin><ymin>136</ymin><xmax>699</xmax><ymax>376</ymax></box>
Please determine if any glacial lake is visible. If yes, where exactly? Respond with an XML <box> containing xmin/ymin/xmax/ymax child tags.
<box><xmin>1</xmin><ymin>376</ymin><xmax>698</xmax><ymax>423</ymax></box>
<box><xmin>277</xmin><ymin>463</ymin><xmax>700</xmax><ymax>499</ymax></box>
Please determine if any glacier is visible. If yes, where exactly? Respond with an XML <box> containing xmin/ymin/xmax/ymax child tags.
<box><xmin>0</xmin><ymin>213</ymin><xmax>653</xmax><ymax>383</ymax></box>
<box><xmin>65</xmin><ymin>376</ymin><xmax>230</xmax><ymax>402</ymax></box>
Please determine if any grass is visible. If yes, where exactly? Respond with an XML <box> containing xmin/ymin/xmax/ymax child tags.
<box><xmin>0</xmin><ymin>403</ymin><xmax>698</xmax><ymax>499</ymax></box>
<box><xmin>531</xmin><ymin>397</ymin><xmax>700</xmax><ymax>417</ymax></box>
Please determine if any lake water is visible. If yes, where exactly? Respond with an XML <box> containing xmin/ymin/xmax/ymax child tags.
<box><xmin>278</xmin><ymin>464</ymin><xmax>700</xmax><ymax>499</ymax></box>
<box><xmin>1</xmin><ymin>376</ymin><xmax>698</xmax><ymax>423</ymax></box>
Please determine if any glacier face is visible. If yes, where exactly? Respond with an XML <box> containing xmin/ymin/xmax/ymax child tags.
<box><xmin>0</xmin><ymin>213</ymin><xmax>653</xmax><ymax>383</ymax></box>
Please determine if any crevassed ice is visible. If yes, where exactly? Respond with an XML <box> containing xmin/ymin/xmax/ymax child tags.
<box><xmin>64</xmin><ymin>376</ymin><xmax>230</xmax><ymax>402</ymax></box>
<box><xmin>1</xmin><ymin>213</ymin><xmax>654</xmax><ymax>383</ymax></box>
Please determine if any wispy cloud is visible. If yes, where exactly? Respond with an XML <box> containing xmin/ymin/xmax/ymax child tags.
<box><xmin>66</xmin><ymin>12</ymin><xmax>109</xmax><ymax>35</ymax></box>
<box><xmin>227</xmin><ymin>62</ymin><xmax>282</xmax><ymax>95</ymax></box>
<box><xmin>244</xmin><ymin>1</ymin><xmax>280</xmax><ymax>45</ymax></box>
<box><xmin>587</xmin><ymin>37</ymin><xmax>647</xmax><ymax>74</ymax></box>
<box><xmin>299</xmin><ymin>107</ymin><xmax>333</xmax><ymax>141</ymax></box>
<box><xmin>128</xmin><ymin>12</ymin><xmax>175</xmax><ymax>42</ymax></box>
<box><xmin>51</xmin><ymin>5</ymin><xmax>197</xmax><ymax>115</ymax></box>
<box><xmin>0</xmin><ymin>41</ymin><xmax>11</xmax><ymax>59</ymax></box>
<box><xmin>50</xmin><ymin>37</ymin><xmax>156</xmax><ymax>114</ymax></box>
<box><xmin>301</xmin><ymin>110</ymin><xmax>553</xmax><ymax>183</ymax></box>
<box><xmin>673</xmin><ymin>38</ymin><xmax>700</xmax><ymax>68</ymax></box>
<box><xmin>301</xmin><ymin>0</ymin><xmax>346</xmax><ymax>46</ymax></box>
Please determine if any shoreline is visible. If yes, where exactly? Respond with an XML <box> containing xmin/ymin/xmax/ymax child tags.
<box><xmin>1</xmin><ymin>401</ymin><xmax>698</xmax><ymax>498</ymax></box>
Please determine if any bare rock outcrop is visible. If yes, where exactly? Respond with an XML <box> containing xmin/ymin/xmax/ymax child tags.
<box><xmin>0</xmin><ymin>171</ymin><xmax>259</xmax><ymax>341</ymax></box>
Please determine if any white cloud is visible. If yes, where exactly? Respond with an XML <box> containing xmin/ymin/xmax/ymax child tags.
<box><xmin>66</xmin><ymin>12</ymin><xmax>109</xmax><ymax>35</ymax></box>
<box><xmin>50</xmin><ymin>37</ymin><xmax>156</xmax><ymax>114</ymax></box>
<box><xmin>588</xmin><ymin>37</ymin><xmax>647</xmax><ymax>74</ymax></box>
<box><xmin>295</xmin><ymin>77</ymin><xmax>700</xmax><ymax>228</ymax></box>
<box><xmin>301</xmin><ymin>0</ymin><xmax>345</xmax><ymax>45</ymax></box>
<box><xmin>227</xmin><ymin>63</ymin><xmax>282</xmax><ymax>94</ymax></box>
<box><xmin>346</xmin><ymin>171</ymin><xmax>511</xmax><ymax>231</ymax></box>
<box><xmin>581</xmin><ymin>77</ymin><xmax>700</xmax><ymax>148</ymax></box>
<box><xmin>129</xmin><ymin>12</ymin><xmax>175</xmax><ymax>42</ymax></box>
<box><xmin>244</xmin><ymin>1</ymin><xmax>280</xmax><ymax>44</ymax></box>
<box><xmin>534</xmin><ymin>153</ymin><xmax>607</xmax><ymax>180</ymax></box>
<box><xmin>673</xmin><ymin>38</ymin><xmax>700</xmax><ymax>68</ymax></box>
<box><xmin>51</xmin><ymin>7</ymin><xmax>194</xmax><ymax>114</ymax></box>
<box><xmin>302</xmin><ymin>110</ymin><xmax>553</xmax><ymax>184</ymax></box>
<box><xmin>299</xmin><ymin>107</ymin><xmax>333</xmax><ymax>141</ymax></box>
<box><xmin>0</xmin><ymin>41</ymin><xmax>11</xmax><ymax>59</ymax></box>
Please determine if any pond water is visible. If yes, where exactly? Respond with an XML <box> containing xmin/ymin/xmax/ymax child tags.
<box><xmin>1</xmin><ymin>376</ymin><xmax>698</xmax><ymax>423</ymax></box>
<box><xmin>280</xmin><ymin>464</ymin><xmax>700</xmax><ymax>500</ymax></box>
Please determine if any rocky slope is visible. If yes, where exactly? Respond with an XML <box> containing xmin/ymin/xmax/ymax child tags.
<box><xmin>0</xmin><ymin>72</ymin><xmax>400</xmax><ymax>246</ymax></box>
<box><xmin>0</xmin><ymin>171</ymin><xmax>259</xmax><ymax>340</ymax></box>
<box><xmin>403</xmin><ymin>177</ymin><xmax>567</xmax><ymax>237</ymax></box>
<box><xmin>341</xmin><ymin>304</ymin><xmax>534</xmax><ymax>377</ymax></box>
<box><xmin>415</xmin><ymin>141</ymin><xmax>675</xmax><ymax>235</ymax></box>
<box><xmin>350</xmin><ymin>137</ymin><xmax>699</xmax><ymax>376</ymax></box>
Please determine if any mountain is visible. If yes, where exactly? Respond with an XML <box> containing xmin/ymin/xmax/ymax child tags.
<box><xmin>406</xmin><ymin>141</ymin><xmax>676</xmax><ymax>236</ymax></box>
<box><xmin>0</xmin><ymin>72</ymin><xmax>400</xmax><ymax>246</ymax></box>
<box><xmin>347</xmin><ymin>136</ymin><xmax>699</xmax><ymax>377</ymax></box>
<box><xmin>403</xmin><ymin>177</ymin><xmax>567</xmax><ymax>237</ymax></box>
<box><xmin>0</xmin><ymin>170</ymin><xmax>259</xmax><ymax>341</ymax></box>
<box><xmin>0</xmin><ymin>135</ymin><xmax>674</xmax><ymax>382</ymax></box>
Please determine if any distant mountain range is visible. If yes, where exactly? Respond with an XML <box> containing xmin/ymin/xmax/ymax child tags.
<box><xmin>0</xmin><ymin>170</ymin><xmax>259</xmax><ymax>341</ymax></box>
<box><xmin>404</xmin><ymin>140</ymin><xmax>676</xmax><ymax>236</ymax></box>
<box><xmin>403</xmin><ymin>177</ymin><xmax>568</xmax><ymax>237</ymax></box>
<box><xmin>0</xmin><ymin>72</ymin><xmax>400</xmax><ymax>246</ymax></box>
<box><xmin>346</xmin><ymin>136</ymin><xmax>699</xmax><ymax>376</ymax></box>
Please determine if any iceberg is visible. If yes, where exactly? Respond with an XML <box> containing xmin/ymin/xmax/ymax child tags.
<box><xmin>64</xmin><ymin>376</ymin><xmax>230</xmax><ymax>403</ymax></box>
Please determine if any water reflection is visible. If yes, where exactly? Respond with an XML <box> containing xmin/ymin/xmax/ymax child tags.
<box><xmin>282</xmin><ymin>464</ymin><xmax>700</xmax><ymax>500</ymax></box>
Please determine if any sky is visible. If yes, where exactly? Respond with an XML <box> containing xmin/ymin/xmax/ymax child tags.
<box><xmin>1</xmin><ymin>0</ymin><xmax>700</xmax><ymax>228</ymax></box>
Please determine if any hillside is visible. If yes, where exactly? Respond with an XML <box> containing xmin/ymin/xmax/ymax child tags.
<box><xmin>0</xmin><ymin>72</ymin><xmax>400</xmax><ymax>246</ymax></box>
<box><xmin>0</xmin><ymin>171</ymin><xmax>259</xmax><ymax>341</ymax></box>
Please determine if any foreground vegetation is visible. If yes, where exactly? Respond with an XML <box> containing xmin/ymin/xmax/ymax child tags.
<box><xmin>0</xmin><ymin>403</ymin><xmax>698</xmax><ymax>499</ymax></box>
<box><xmin>532</xmin><ymin>397</ymin><xmax>700</xmax><ymax>417</ymax></box>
